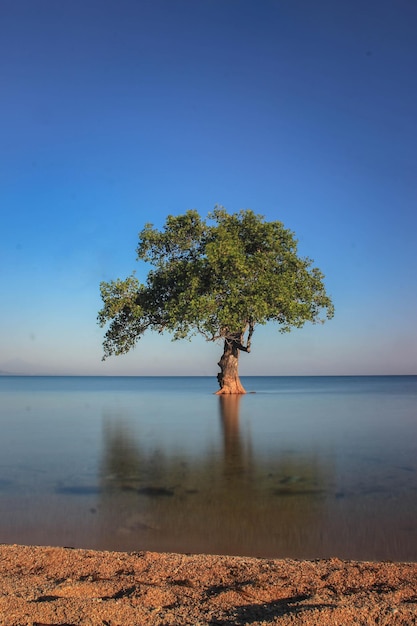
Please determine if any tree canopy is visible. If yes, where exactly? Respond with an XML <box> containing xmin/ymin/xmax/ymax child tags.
<box><xmin>98</xmin><ymin>207</ymin><xmax>334</xmax><ymax>392</ymax></box>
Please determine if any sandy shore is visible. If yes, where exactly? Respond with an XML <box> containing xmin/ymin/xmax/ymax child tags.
<box><xmin>0</xmin><ymin>544</ymin><xmax>416</xmax><ymax>625</ymax></box>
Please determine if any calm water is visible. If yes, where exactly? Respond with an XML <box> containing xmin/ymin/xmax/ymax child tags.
<box><xmin>0</xmin><ymin>375</ymin><xmax>416</xmax><ymax>561</ymax></box>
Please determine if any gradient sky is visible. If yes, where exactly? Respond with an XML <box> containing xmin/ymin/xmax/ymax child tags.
<box><xmin>1</xmin><ymin>0</ymin><xmax>416</xmax><ymax>376</ymax></box>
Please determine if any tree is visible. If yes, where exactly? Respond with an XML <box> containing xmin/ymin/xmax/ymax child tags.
<box><xmin>98</xmin><ymin>207</ymin><xmax>334</xmax><ymax>393</ymax></box>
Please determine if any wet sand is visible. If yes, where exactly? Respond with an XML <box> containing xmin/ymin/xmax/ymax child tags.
<box><xmin>0</xmin><ymin>544</ymin><xmax>416</xmax><ymax>625</ymax></box>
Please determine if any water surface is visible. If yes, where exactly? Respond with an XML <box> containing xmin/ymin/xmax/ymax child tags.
<box><xmin>0</xmin><ymin>375</ymin><xmax>416</xmax><ymax>560</ymax></box>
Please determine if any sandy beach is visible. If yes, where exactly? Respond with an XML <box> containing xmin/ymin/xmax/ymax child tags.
<box><xmin>0</xmin><ymin>544</ymin><xmax>416</xmax><ymax>625</ymax></box>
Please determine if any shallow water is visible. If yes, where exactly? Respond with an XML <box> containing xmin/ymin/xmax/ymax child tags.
<box><xmin>0</xmin><ymin>375</ymin><xmax>416</xmax><ymax>560</ymax></box>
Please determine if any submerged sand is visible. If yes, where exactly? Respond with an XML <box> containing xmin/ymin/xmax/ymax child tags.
<box><xmin>0</xmin><ymin>544</ymin><xmax>416</xmax><ymax>625</ymax></box>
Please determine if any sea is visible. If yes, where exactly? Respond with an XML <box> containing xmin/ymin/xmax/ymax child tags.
<box><xmin>0</xmin><ymin>375</ymin><xmax>416</xmax><ymax>561</ymax></box>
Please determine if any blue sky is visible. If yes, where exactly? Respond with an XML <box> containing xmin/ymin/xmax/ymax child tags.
<box><xmin>1</xmin><ymin>0</ymin><xmax>416</xmax><ymax>376</ymax></box>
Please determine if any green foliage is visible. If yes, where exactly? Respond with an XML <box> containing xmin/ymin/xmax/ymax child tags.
<box><xmin>98</xmin><ymin>207</ymin><xmax>334</xmax><ymax>359</ymax></box>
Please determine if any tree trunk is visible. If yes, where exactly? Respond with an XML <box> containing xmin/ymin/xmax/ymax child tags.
<box><xmin>216</xmin><ymin>335</ymin><xmax>246</xmax><ymax>394</ymax></box>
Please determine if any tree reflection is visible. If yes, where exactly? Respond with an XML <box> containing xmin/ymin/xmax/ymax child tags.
<box><xmin>97</xmin><ymin>399</ymin><xmax>334</xmax><ymax>558</ymax></box>
<box><xmin>219</xmin><ymin>394</ymin><xmax>248</xmax><ymax>473</ymax></box>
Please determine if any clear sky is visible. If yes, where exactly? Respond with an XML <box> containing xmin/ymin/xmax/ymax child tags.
<box><xmin>1</xmin><ymin>0</ymin><xmax>416</xmax><ymax>376</ymax></box>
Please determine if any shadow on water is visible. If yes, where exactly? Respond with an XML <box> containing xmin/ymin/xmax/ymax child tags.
<box><xmin>95</xmin><ymin>395</ymin><xmax>333</xmax><ymax>557</ymax></box>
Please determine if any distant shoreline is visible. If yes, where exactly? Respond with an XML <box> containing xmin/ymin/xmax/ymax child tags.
<box><xmin>1</xmin><ymin>373</ymin><xmax>416</xmax><ymax>377</ymax></box>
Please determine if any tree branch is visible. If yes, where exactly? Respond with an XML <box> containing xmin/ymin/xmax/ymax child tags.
<box><xmin>246</xmin><ymin>320</ymin><xmax>255</xmax><ymax>352</ymax></box>
<box><xmin>224</xmin><ymin>322</ymin><xmax>255</xmax><ymax>353</ymax></box>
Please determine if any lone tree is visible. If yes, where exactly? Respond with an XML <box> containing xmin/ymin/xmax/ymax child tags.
<box><xmin>98</xmin><ymin>207</ymin><xmax>334</xmax><ymax>394</ymax></box>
